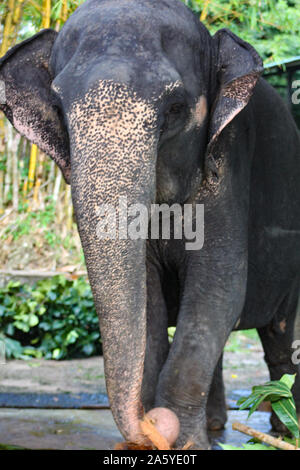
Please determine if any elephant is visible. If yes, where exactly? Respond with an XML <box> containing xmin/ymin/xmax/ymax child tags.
<box><xmin>1</xmin><ymin>0</ymin><xmax>300</xmax><ymax>450</ymax></box>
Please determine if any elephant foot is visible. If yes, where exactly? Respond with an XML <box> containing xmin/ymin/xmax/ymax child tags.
<box><xmin>175</xmin><ymin>433</ymin><xmax>211</xmax><ymax>451</ymax></box>
<box><xmin>175</xmin><ymin>415</ymin><xmax>211</xmax><ymax>450</ymax></box>
<box><xmin>206</xmin><ymin>416</ymin><xmax>226</xmax><ymax>432</ymax></box>
<box><xmin>206</xmin><ymin>406</ymin><xmax>227</xmax><ymax>431</ymax></box>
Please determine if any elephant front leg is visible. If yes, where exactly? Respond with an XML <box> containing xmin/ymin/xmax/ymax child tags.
<box><xmin>142</xmin><ymin>259</ymin><xmax>169</xmax><ymax>411</ymax></box>
<box><xmin>206</xmin><ymin>354</ymin><xmax>227</xmax><ymax>431</ymax></box>
<box><xmin>154</xmin><ymin>259</ymin><xmax>247</xmax><ymax>449</ymax></box>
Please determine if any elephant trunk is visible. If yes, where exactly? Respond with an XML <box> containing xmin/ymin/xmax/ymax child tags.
<box><xmin>82</xmin><ymin>237</ymin><xmax>148</xmax><ymax>444</ymax></box>
<box><xmin>68</xmin><ymin>81</ymin><xmax>158</xmax><ymax>443</ymax></box>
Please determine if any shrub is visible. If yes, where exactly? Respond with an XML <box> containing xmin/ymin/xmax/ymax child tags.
<box><xmin>0</xmin><ymin>275</ymin><xmax>101</xmax><ymax>360</ymax></box>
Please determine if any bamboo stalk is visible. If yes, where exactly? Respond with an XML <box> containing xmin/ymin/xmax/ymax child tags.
<box><xmin>28</xmin><ymin>144</ymin><xmax>38</xmax><ymax>191</ymax></box>
<box><xmin>0</xmin><ymin>0</ymin><xmax>16</xmax><ymax>56</ymax></box>
<box><xmin>53</xmin><ymin>166</ymin><xmax>62</xmax><ymax>203</ymax></box>
<box><xmin>42</xmin><ymin>0</ymin><xmax>51</xmax><ymax>29</ymax></box>
<box><xmin>47</xmin><ymin>159</ymin><xmax>56</xmax><ymax>193</ymax></box>
<box><xmin>232</xmin><ymin>421</ymin><xmax>300</xmax><ymax>451</ymax></box>
<box><xmin>13</xmin><ymin>0</ymin><xmax>24</xmax><ymax>24</ymax></box>
<box><xmin>22</xmin><ymin>178</ymin><xmax>28</xmax><ymax>197</ymax></box>
<box><xmin>0</xmin><ymin>170</ymin><xmax>4</xmax><ymax>214</ymax></box>
<box><xmin>62</xmin><ymin>0</ymin><xmax>68</xmax><ymax>23</ymax></box>
<box><xmin>32</xmin><ymin>178</ymin><xmax>41</xmax><ymax>208</ymax></box>
<box><xmin>200</xmin><ymin>0</ymin><xmax>210</xmax><ymax>21</ymax></box>
<box><xmin>0</xmin><ymin>117</ymin><xmax>5</xmax><ymax>141</ymax></box>
<box><xmin>57</xmin><ymin>178</ymin><xmax>65</xmax><ymax>225</ymax></box>
<box><xmin>3</xmin><ymin>125</ymin><xmax>12</xmax><ymax>204</ymax></box>
<box><xmin>28</xmin><ymin>0</ymin><xmax>42</xmax><ymax>13</ymax></box>
<box><xmin>22</xmin><ymin>138</ymin><xmax>29</xmax><ymax>197</ymax></box>
<box><xmin>64</xmin><ymin>184</ymin><xmax>73</xmax><ymax>231</ymax></box>
<box><xmin>26</xmin><ymin>143</ymin><xmax>38</xmax><ymax>210</ymax></box>
<box><xmin>33</xmin><ymin>151</ymin><xmax>45</xmax><ymax>209</ymax></box>
<box><xmin>12</xmin><ymin>132</ymin><xmax>20</xmax><ymax>210</ymax></box>
<box><xmin>10</xmin><ymin>0</ymin><xmax>25</xmax><ymax>45</ymax></box>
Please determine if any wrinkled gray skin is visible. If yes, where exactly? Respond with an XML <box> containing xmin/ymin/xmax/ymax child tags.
<box><xmin>1</xmin><ymin>0</ymin><xmax>300</xmax><ymax>449</ymax></box>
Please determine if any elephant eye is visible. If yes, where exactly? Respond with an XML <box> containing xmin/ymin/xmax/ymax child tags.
<box><xmin>168</xmin><ymin>103</ymin><xmax>184</xmax><ymax>115</ymax></box>
<box><xmin>161</xmin><ymin>102</ymin><xmax>187</xmax><ymax>135</ymax></box>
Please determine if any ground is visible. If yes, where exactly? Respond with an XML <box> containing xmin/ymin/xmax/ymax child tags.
<box><xmin>0</xmin><ymin>206</ymin><xmax>84</xmax><ymax>273</ymax></box>
<box><xmin>0</xmin><ymin>330</ymin><xmax>273</xmax><ymax>450</ymax></box>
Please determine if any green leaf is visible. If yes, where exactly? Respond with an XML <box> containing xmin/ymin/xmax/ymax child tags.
<box><xmin>65</xmin><ymin>330</ymin><xmax>79</xmax><ymax>345</ymax></box>
<box><xmin>22</xmin><ymin>348</ymin><xmax>43</xmax><ymax>359</ymax></box>
<box><xmin>219</xmin><ymin>444</ymin><xmax>244</xmax><ymax>450</ymax></box>
<box><xmin>52</xmin><ymin>348</ymin><xmax>62</xmax><ymax>359</ymax></box>
<box><xmin>242</xmin><ymin>443</ymin><xmax>276</xmax><ymax>450</ymax></box>
<box><xmin>82</xmin><ymin>344</ymin><xmax>94</xmax><ymax>356</ymax></box>
<box><xmin>238</xmin><ymin>379</ymin><xmax>294</xmax><ymax>418</ymax></box>
<box><xmin>247</xmin><ymin>396</ymin><xmax>268</xmax><ymax>418</ymax></box>
<box><xmin>13</xmin><ymin>321</ymin><xmax>30</xmax><ymax>333</ymax></box>
<box><xmin>280</xmin><ymin>374</ymin><xmax>296</xmax><ymax>390</ymax></box>
<box><xmin>48</xmin><ymin>291</ymin><xmax>57</xmax><ymax>301</ymax></box>
<box><xmin>2</xmin><ymin>336</ymin><xmax>24</xmax><ymax>359</ymax></box>
<box><xmin>28</xmin><ymin>314</ymin><xmax>39</xmax><ymax>327</ymax></box>
<box><xmin>272</xmin><ymin>398</ymin><xmax>300</xmax><ymax>438</ymax></box>
<box><xmin>52</xmin><ymin>320</ymin><xmax>65</xmax><ymax>330</ymax></box>
<box><xmin>237</xmin><ymin>393</ymin><xmax>263</xmax><ymax>410</ymax></box>
<box><xmin>219</xmin><ymin>442</ymin><xmax>276</xmax><ymax>451</ymax></box>
<box><xmin>252</xmin><ymin>381</ymin><xmax>292</xmax><ymax>401</ymax></box>
<box><xmin>39</xmin><ymin>322</ymin><xmax>51</xmax><ymax>331</ymax></box>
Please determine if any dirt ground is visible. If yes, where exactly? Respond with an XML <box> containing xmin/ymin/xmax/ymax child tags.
<box><xmin>0</xmin><ymin>332</ymin><xmax>279</xmax><ymax>450</ymax></box>
<box><xmin>0</xmin><ymin>331</ymin><xmax>268</xmax><ymax>398</ymax></box>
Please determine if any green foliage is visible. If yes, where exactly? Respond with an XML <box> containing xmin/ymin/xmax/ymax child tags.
<box><xmin>220</xmin><ymin>442</ymin><xmax>277</xmax><ymax>450</ymax></box>
<box><xmin>220</xmin><ymin>435</ymin><xmax>298</xmax><ymax>451</ymax></box>
<box><xmin>224</xmin><ymin>329</ymin><xmax>259</xmax><ymax>353</ymax></box>
<box><xmin>3</xmin><ymin>1</ymin><xmax>300</xmax><ymax>65</ymax></box>
<box><xmin>220</xmin><ymin>374</ymin><xmax>299</xmax><ymax>450</ymax></box>
<box><xmin>2</xmin><ymin>201</ymin><xmax>56</xmax><ymax>241</ymax></box>
<box><xmin>168</xmin><ymin>326</ymin><xmax>176</xmax><ymax>343</ymax></box>
<box><xmin>184</xmin><ymin>0</ymin><xmax>300</xmax><ymax>64</ymax></box>
<box><xmin>0</xmin><ymin>276</ymin><xmax>101</xmax><ymax>360</ymax></box>
<box><xmin>19</xmin><ymin>0</ymin><xmax>86</xmax><ymax>39</ymax></box>
<box><xmin>238</xmin><ymin>374</ymin><xmax>299</xmax><ymax>438</ymax></box>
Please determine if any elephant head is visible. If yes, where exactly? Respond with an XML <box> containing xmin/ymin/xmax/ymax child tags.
<box><xmin>0</xmin><ymin>0</ymin><xmax>263</xmax><ymax>445</ymax></box>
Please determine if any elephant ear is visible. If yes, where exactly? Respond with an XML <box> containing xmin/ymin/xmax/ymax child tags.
<box><xmin>0</xmin><ymin>29</ymin><xmax>71</xmax><ymax>183</ymax></box>
<box><xmin>207</xmin><ymin>29</ymin><xmax>263</xmax><ymax>158</ymax></box>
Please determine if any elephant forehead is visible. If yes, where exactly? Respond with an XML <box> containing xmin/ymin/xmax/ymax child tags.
<box><xmin>68</xmin><ymin>80</ymin><xmax>157</xmax><ymax>142</ymax></box>
<box><xmin>67</xmin><ymin>80</ymin><xmax>160</xmax><ymax>205</ymax></box>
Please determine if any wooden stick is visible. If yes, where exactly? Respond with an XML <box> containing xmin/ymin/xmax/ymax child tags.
<box><xmin>140</xmin><ymin>416</ymin><xmax>171</xmax><ymax>450</ymax></box>
<box><xmin>232</xmin><ymin>421</ymin><xmax>299</xmax><ymax>451</ymax></box>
